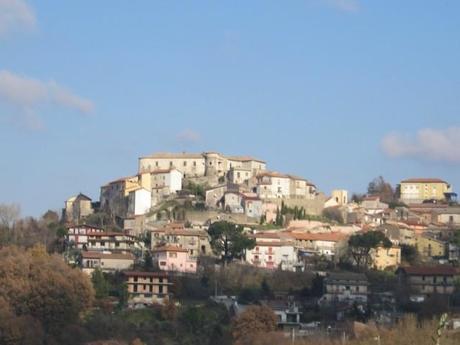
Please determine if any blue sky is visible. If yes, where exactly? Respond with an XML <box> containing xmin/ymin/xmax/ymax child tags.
<box><xmin>1</xmin><ymin>0</ymin><xmax>459</xmax><ymax>217</ymax></box>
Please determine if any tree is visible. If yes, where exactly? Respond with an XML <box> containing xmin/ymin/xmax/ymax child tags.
<box><xmin>208</xmin><ymin>221</ymin><xmax>255</xmax><ymax>263</ymax></box>
<box><xmin>348</xmin><ymin>231</ymin><xmax>392</xmax><ymax>270</ymax></box>
<box><xmin>92</xmin><ymin>268</ymin><xmax>110</xmax><ymax>299</ymax></box>
<box><xmin>0</xmin><ymin>245</ymin><xmax>94</xmax><ymax>339</ymax></box>
<box><xmin>322</xmin><ymin>207</ymin><xmax>345</xmax><ymax>224</ymax></box>
<box><xmin>401</xmin><ymin>244</ymin><xmax>420</xmax><ymax>265</ymax></box>
<box><xmin>231</xmin><ymin>305</ymin><xmax>277</xmax><ymax>344</ymax></box>
<box><xmin>143</xmin><ymin>251</ymin><xmax>154</xmax><ymax>271</ymax></box>
<box><xmin>367</xmin><ymin>176</ymin><xmax>395</xmax><ymax>203</ymax></box>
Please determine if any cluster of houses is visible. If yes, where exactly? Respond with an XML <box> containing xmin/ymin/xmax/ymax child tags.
<box><xmin>61</xmin><ymin>151</ymin><xmax>460</xmax><ymax>314</ymax></box>
<box><xmin>63</xmin><ymin>151</ymin><xmax>320</xmax><ymax>233</ymax></box>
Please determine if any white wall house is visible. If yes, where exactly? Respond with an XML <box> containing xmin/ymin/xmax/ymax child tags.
<box><xmin>256</xmin><ymin>172</ymin><xmax>291</xmax><ymax>199</ymax></box>
<box><xmin>128</xmin><ymin>188</ymin><xmax>152</xmax><ymax>216</ymax></box>
<box><xmin>245</xmin><ymin>233</ymin><xmax>300</xmax><ymax>271</ymax></box>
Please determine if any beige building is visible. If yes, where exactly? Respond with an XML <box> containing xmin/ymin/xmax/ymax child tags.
<box><xmin>285</xmin><ymin>231</ymin><xmax>348</xmax><ymax>260</ymax></box>
<box><xmin>124</xmin><ymin>271</ymin><xmax>172</xmax><ymax>306</ymax></box>
<box><xmin>331</xmin><ymin>190</ymin><xmax>348</xmax><ymax>206</ymax></box>
<box><xmin>81</xmin><ymin>251</ymin><xmax>134</xmax><ymax>275</ymax></box>
<box><xmin>100</xmin><ymin>175</ymin><xmax>140</xmax><ymax>219</ymax></box>
<box><xmin>76</xmin><ymin>231</ymin><xmax>139</xmax><ymax>252</ymax></box>
<box><xmin>370</xmin><ymin>245</ymin><xmax>401</xmax><ymax>270</ymax></box>
<box><xmin>432</xmin><ymin>208</ymin><xmax>460</xmax><ymax>225</ymax></box>
<box><xmin>64</xmin><ymin>193</ymin><xmax>94</xmax><ymax>224</ymax></box>
<box><xmin>256</xmin><ymin>171</ymin><xmax>316</xmax><ymax>200</ymax></box>
<box><xmin>400</xmin><ymin>178</ymin><xmax>451</xmax><ymax>204</ymax></box>
<box><xmin>151</xmin><ymin>223</ymin><xmax>211</xmax><ymax>257</ymax></box>
<box><xmin>322</xmin><ymin>272</ymin><xmax>369</xmax><ymax>304</ymax></box>
<box><xmin>416</xmin><ymin>234</ymin><xmax>446</xmax><ymax>259</ymax></box>
<box><xmin>138</xmin><ymin>151</ymin><xmax>266</xmax><ymax>179</ymax></box>
<box><xmin>228</xmin><ymin>167</ymin><xmax>252</xmax><ymax>185</ymax></box>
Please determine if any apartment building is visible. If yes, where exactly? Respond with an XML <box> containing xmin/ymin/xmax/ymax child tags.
<box><xmin>399</xmin><ymin>178</ymin><xmax>451</xmax><ymax>204</ymax></box>
<box><xmin>124</xmin><ymin>271</ymin><xmax>172</xmax><ymax>306</ymax></box>
<box><xmin>397</xmin><ymin>266</ymin><xmax>457</xmax><ymax>295</ymax></box>
<box><xmin>322</xmin><ymin>272</ymin><xmax>369</xmax><ymax>304</ymax></box>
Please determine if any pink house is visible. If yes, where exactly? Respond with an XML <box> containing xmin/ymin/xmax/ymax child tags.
<box><xmin>153</xmin><ymin>245</ymin><xmax>197</xmax><ymax>273</ymax></box>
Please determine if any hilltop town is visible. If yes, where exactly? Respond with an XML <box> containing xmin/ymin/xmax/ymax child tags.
<box><xmin>52</xmin><ymin>150</ymin><xmax>460</xmax><ymax>343</ymax></box>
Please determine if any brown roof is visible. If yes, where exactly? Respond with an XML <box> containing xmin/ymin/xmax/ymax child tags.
<box><xmin>81</xmin><ymin>251</ymin><xmax>134</xmax><ymax>260</ymax></box>
<box><xmin>86</xmin><ymin>231</ymin><xmax>134</xmax><ymax>237</ymax></box>
<box><xmin>257</xmin><ymin>171</ymin><xmax>290</xmax><ymax>179</ymax></box>
<box><xmin>286</xmin><ymin>231</ymin><xmax>348</xmax><ymax>242</ymax></box>
<box><xmin>226</xmin><ymin>155</ymin><xmax>266</xmax><ymax>163</ymax></box>
<box><xmin>252</xmin><ymin>232</ymin><xmax>283</xmax><ymax>239</ymax></box>
<box><xmin>255</xmin><ymin>241</ymin><xmax>292</xmax><ymax>247</ymax></box>
<box><xmin>142</xmin><ymin>152</ymin><xmax>204</xmax><ymax>159</ymax></box>
<box><xmin>152</xmin><ymin>228</ymin><xmax>207</xmax><ymax>237</ymax></box>
<box><xmin>399</xmin><ymin>265</ymin><xmax>457</xmax><ymax>276</ymax></box>
<box><xmin>123</xmin><ymin>271</ymin><xmax>169</xmax><ymax>278</ymax></box>
<box><xmin>401</xmin><ymin>178</ymin><xmax>447</xmax><ymax>184</ymax></box>
<box><xmin>152</xmin><ymin>245</ymin><xmax>188</xmax><ymax>253</ymax></box>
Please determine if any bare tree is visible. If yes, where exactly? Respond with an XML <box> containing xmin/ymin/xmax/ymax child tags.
<box><xmin>0</xmin><ymin>203</ymin><xmax>20</xmax><ymax>229</ymax></box>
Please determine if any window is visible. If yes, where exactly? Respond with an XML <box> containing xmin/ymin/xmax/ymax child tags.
<box><xmin>193</xmin><ymin>161</ymin><xmax>196</xmax><ymax>166</ymax></box>
<box><xmin>169</xmin><ymin>161</ymin><xmax>173</xmax><ymax>167</ymax></box>
<box><xmin>133</xmin><ymin>285</ymin><xmax>138</xmax><ymax>292</ymax></box>
<box><xmin>183</xmin><ymin>161</ymin><xmax>187</xmax><ymax>166</ymax></box>
<box><xmin>155</xmin><ymin>161</ymin><xmax>159</xmax><ymax>167</ymax></box>
<box><xmin>160</xmin><ymin>261</ymin><xmax>166</xmax><ymax>266</ymax></box>
<box><xmin>169</xmin><ymin>252</ymin><xmax>177</xmax><ymax>258</ymax></box>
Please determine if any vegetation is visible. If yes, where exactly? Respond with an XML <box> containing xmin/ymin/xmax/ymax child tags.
<box><xmin>208</xmin><ymin>221</ymin><xmax>256</xmax><ymax>263</ymax></box>
<box><xmin>185</xmin><ymin>181</ymin><xmax>207</xmax><ymax>200</ymax></box>
<box><xmin>367</xmin><ymin>176</ymin><xmax>395</xmax><ymax>204</ymax></box>
<box><xmin>348</xmin><ymin>231</ymin><xmax>392</xmax><ymax>270</ymax></box>
<box><xmin>400</xmin><ymin>244</ymin><xmax>420</xmax><ymax>265</ymax></box>
<box><xmin>322</xmin><ymin>206</ymin><xmax>345</xmax><ymax>224</ymax></box>
<box><xmin>231</xmin><ymin>305</ymin><xmax>277</xmax><ymax>345</ymax></box>
<box><xmin>233</xmin><ymin>314</ymin><xmax>460</xmax><ymax>345</ymax></box>
<box><xmin>0</xmin><ymin>245</ymin><xmax>94</xmax><ymax>344</ymax></box>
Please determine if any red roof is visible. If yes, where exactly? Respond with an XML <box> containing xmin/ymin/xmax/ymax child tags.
<box><xmin>399</xmin><ymin>265</ymin><xmax>457</xmax><ymax>276</ymax></box>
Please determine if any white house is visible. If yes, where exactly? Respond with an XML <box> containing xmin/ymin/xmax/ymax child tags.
<box><xmin>256</xmin><ymin>172</ymin><xmax>291</xmax><ymax>199</ymax></box>
<box><xmin>128</xmin><ymin>188</ymin><xmax>152</xmax><ymax>216</ymax></box>
<box><xmin>245</xmin><ymin>232</ymin><xmax>300</xmax><ymax>271</ymax></box>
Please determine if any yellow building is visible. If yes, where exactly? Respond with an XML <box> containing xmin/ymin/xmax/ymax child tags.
<box><xmin>415</xmin><ymin>235</ymin><xmax>446</xmax><ymax>259</ymax></box>
<box><xmin>399</xmin><ymin>178</ymin><xmax>451</xmax><ymax>204</ymax></box>
<box><xmin>370</xmin><ymin>245</ymin><xmax>401</xmax><ymax>270</ymax></box>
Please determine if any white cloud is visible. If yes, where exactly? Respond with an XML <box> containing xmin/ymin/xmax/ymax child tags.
<box><xmin>0</xmin><ymin>70</ymin><xmax>94</xmax><ymax>130</ymax></box>
<box><xmin>321</xmin><ymin>0</ymin><xmax>360</xmax><ymax>13</ymax></box>
<box><xmin>382</xmin><ymin>127</ymin><xmax>460</xmax><ymax>163</ymax></box>
<box><xmin>0</xmin><ymin>70</ymin><xmax>94</xmax><ymax>113</ymax></box>
<box><xmin>176</xmin><ymin>129</ymin><xmax>201</xmax><ymax>144</ymax></box>
<box><xmin>0</xmin><ymin>0</ymin><xmax>36</xmax><ymax>36</ymax></box>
